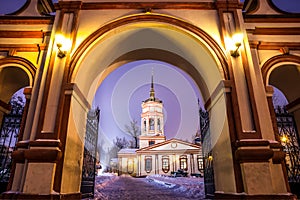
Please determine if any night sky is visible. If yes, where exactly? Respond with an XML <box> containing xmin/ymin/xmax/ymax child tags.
<box><xmin>93</xmin><ymin>60</ymin><xmax>202</xmax><ymax>150</ymax></box>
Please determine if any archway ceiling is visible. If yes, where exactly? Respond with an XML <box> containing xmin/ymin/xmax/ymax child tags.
<box><xmin>74</xmin><ymin>24</ymin><xmax>222</xmax><ymax>103</ymax></box>
<box><xmin>269</xmin><ymin>64</ymin><xmax>300</xmax><ymax>102</ymax></box>
<box><xmin>0</xmin><ymin>66</ymin><xmax>29</xmax><ymax>102</ymax></box>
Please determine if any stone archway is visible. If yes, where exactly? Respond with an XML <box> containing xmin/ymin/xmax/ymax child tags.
<box><xmin>0</xmin><ymin>56</ymin><xmax>36</xmax><ymax>193</ymax></box>
<box><xmin>4</xmin><ymin>5</ymin><xmax>295</xmax><ymax>199</ymax></box>
<box><xmin>261</xmin><ymin>54</ymin><xmax>300</xmax><ymax>197</ymax></box>
<box><xmin>0</xmin><ymin>57</ymin><xmax>35</xmax><ymax>125</ymax></box>
<box><xmin>62</xmin><ymin>12</ymin><xmax>239</xmax><ymax>198</ymax></box>
<box><xmin>261</xmin><ymin>54</ymin><xmax>300</xmax><ymax>136</ymax></box>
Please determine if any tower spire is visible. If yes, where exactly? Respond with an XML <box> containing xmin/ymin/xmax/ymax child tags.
<box><xmin>150</xmin><ymin>68</ymin><xmax>155</xmax><ymax>100</ymax></box>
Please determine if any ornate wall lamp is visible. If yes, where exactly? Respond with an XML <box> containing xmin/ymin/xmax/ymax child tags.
<box><xmin>229</xmin><ymin>33</ymin><xmax>243</xmax><ymax>57</ymax></box>
<box><xmin>55</xmin><ymin>34</ymin><xmax>71</xmax><ymax>58</ymax></box>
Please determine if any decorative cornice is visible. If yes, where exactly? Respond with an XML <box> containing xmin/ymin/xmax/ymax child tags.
<box><xmin>244</xmin><ymin>14</ymin><xmax>300</xmax><ymax>23</ymax></box>
<box><xmin>29</xmin><ymin>139</ymin><xmax>62</xmax><ymax>148</ymax></box>
<box><xmin>137</xmin><ymin>138</ymin><xmax>200</xmax><ymax>152</ymax></box>
<box><xmin>55</xmin><ymin>2</ymin><xmax>216</xmax><ymax>10</ymax></box>
<box><xmin>136</xmin><ymin>149</ymin><xmax>200</xmax><ymax>154</ymax></box>
<box><xmin>0</xmin><ymin>44</ymin><xmax>47</xmax><ymax>52</ymax></box>
<box><xmin>0</xmin><ymin>31</ymin><xmax>51</xmax><ymax>38</ymax></box>
<box><xmin>249</xmin><ymin>41</ymin><xmax>300</xmax><ymax>50</ymax></box>
<box><xmin>24</xmin><ymin>149</ymin><xmax>62</xmax><ymax>163</ymax></box>
<box><xmin>235</xmin><ymin>148</ymin><xmax>273</xmax><ymax>163</ymax></box>
<box><xmin>247</xmin><ymin>27</ymin><xmax>300</xmax><ymax>35</ymax></box>
<box><xmin>54</xmin><ymin>1</ymin><xmax>83</xmax><ymax>11</ymax></box>
<box><xmin>0</xmin><ymin>16</ymin><xmax>54</xmax><ymax>24</ymax></box>
<box><xmin>215</xmin><ymin>1</ymin><xmax>243</xmax><ymax>9</ymax></box>
<box><xmin>235</xmin><ymin>139</ymin><xmax>270</xmax><ymax>148</ymax></box>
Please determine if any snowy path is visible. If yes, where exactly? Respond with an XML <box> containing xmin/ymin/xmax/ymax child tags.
<box><xmin>96</xmin><ymin>175</ymin><xmax>201</xmax><ymax>200</ymax></box>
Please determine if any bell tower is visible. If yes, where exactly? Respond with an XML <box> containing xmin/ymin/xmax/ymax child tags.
<box><xmin>139</xmin><ymin>72</ymin><xmax>166</xmax><ymax>149</ymax></box>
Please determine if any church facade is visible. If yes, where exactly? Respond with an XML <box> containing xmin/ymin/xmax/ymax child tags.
<box><xmin>118</xmin><ymin>77</ymin><xmax>203</xmax><ymax>177</ymax></box>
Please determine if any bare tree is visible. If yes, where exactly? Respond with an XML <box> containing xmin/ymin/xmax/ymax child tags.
<box><xmin>125</xmin><ymin>119</ymin><xmax>140</xmax><ymax>148</ymax></box>
<box><xmin>113</xmin><ymin>136</ymin><xmax>129</xmax><ymax>149</ymax></box>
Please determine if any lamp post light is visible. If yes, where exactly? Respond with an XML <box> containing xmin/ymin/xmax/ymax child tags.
<box><xmin>230</xmin><ymin>33</ymin><xmax>243</xmax><ymax>57</ymax></box>
<box><xmin>55</xmin><ymin>34</ymin><xmax>71</xmax><ymax>58</ymax></box>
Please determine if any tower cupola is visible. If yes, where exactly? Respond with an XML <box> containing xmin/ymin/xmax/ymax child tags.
<box><xmin>139</xmin><ymin>71</ymin><xmax>166</xmax><ymax>148</ymax></box>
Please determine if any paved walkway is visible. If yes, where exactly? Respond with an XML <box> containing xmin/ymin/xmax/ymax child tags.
<box><xmin>96</xmin><ymin>176</ymin><xmax>195</xmax><ymax>200</ymax></box>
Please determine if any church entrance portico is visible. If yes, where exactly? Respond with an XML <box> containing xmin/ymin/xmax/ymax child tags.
<box><xmin>1</xmin><ymin>1</ymin><xmax>296</xmax><ymax>199</ymax></box>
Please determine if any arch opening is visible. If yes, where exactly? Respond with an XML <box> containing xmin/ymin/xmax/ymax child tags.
<box><xmin>0</xmin><ymin>66</ymin><xmax>30</xmax><ymax>103</ymax></box>
<box><xmin>65</xmin><ymin>14</ymin><xmax>235</xmax><ymax>196</ymax></box>
<box><xmin>262</xmin><ymin>56</ymin><xmax>300</xmax><ymax>197</ymax></box>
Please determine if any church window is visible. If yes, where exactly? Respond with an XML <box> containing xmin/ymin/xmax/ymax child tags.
<box><xmin>162</xmin><ymin>156</ymin><xmax>170</xmax><ymax>173</ymax></box>
<box><xmin>127</xmin><ymin>159</ymin><xmax>134</xmax><ymax>174</ymax></box>
<box><xmin>179</xmin><ymin>155</ymin><xmax>188</xmax><ymax>171</ymax></box>
<box><xmin>197</xmin><ymin>156</ymin><xmax>204</xmax><ymax>172</ymax></box>
<box><xmin>149</xmin><ymin>118</ymin><xmax>154</xmax><ymax>130</ymax></box>
<box><xmin>149</xmin><ymin>140</ymin><xmax>155</xmax><ymax>146</ymax></box>
<box><xmin>143</xmin><ymin>119</ymin><xmax>146</xmax><ymax>131</ymax></box>
<box><xmin>157</xmin><ymin>118</ymin><xmax>161</xmax><ymax>131</ymax></box>
<box><xmin>145</xmin><ymin>156</ymin><xmax>152</xmax><ymax>173</ymax></box>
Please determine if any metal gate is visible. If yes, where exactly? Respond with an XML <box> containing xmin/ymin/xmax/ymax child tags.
<box><xmin>80</xmin><ymin>108</ymin><xmax>100</xmax><ymax>199</ymax></box>
<box><xmin>199</xmin><ymin>108</ymin><xmax>215</xmax><ymax>198</ymax></box>
<box><xmin>0</xmin><ymin>96</ymin><xmax>24</xmax><ymax>193</ymax></box>
<box><xmin>275</xmin><ymin>106</ymin><xmax>300</xmax><ymax>196</ymax></box>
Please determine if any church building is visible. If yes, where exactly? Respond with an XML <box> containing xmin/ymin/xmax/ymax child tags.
<box><xmin>118</xmin><ymin>75</ymin><xmax>203</xmax><ymax>177</ymax></box>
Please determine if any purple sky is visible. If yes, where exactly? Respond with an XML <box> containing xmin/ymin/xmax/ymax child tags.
<box><xmin>93</xmin><ymin>60</ymin><xmax>202</xmax><ymax>149</ymax></box>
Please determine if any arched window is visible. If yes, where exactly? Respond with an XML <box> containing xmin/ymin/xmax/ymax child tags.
<box><xmin>157</xmin><ymin>118</ymin><xmax>161</xmax><ymax>131</ymax></box>
<box><xmin>149</xmin><ymin>118</ymin><xmax>154</xmax><ymax>130</ymax></box>
<box><xmin>143</xmin><ymin>118</ymin><xmax>147</xmax><ymax>131</ymax></box>
<box><xmin>162</xmin><ymin>156</ymin><xmax>170</xmax><ymax>173</ymax></box>
<box><xmin>197</xmin><ymin>155</ymin><xmax>204</xmax><ymax>172</ymax></box>
<box><xmin>127</xmin><ymin>159</ymin><xmax>134</xmax><ymax>174</ymax></box>
<box><xmin>145</xmin><ymin>156</ymin><xmax>152</xmax><ymax>173</ymax></box>
<box><xmin>179</xmin><ymin>155</ymin><xmax>188</xmax><ymax>171</ymax></box>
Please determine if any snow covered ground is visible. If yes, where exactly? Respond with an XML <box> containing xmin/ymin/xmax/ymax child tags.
<box><xmin>93</xmin><ymin>173</ymin><xmax>205</xmax><ymax>199</ymax></box>
<box><xmin>146</xmin><ymin>174</ymin><xmax>205</xmax><ymax>199</ymax></box>
<box><xmin>94</xmin><ymin>173</ymin><xmax>120</xmax><ymax>199</ymax></box>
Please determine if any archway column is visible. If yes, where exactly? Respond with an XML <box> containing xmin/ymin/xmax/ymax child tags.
<box><xmin>212</xmin><ymin>4</ymin><xmax>295</xmax><ymax>198</ymax></box>
<box><xmin>1</xmin><ymin>2</ymin><xmax>86</xmax><ymax>199</ymax></box>
<box><xmin>229</xmin><ymin>47</ymin><xmax>288</xmax><ymax>195</ymax></box>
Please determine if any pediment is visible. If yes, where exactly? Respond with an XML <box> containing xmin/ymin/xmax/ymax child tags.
<box><xmin>137</xmin><ymin>138</ymin><xmax>200</xmax><ymax>152</ymax></box>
